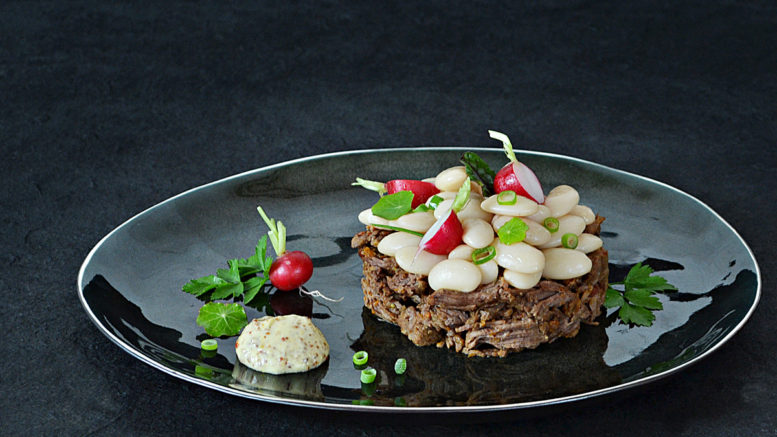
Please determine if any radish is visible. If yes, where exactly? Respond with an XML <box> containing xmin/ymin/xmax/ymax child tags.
<box><xmin>489</xmin><ymin>130</ymin><xmax>545</xmax><ymax>204</ymax></box>
<box><xmin>417</xmin><ymin>177</ymin><xmax>470</xmax><ymax>255</ymax></box>
<box><xmin>353</xmin><ymin>177</ymin><xmax>440</xmax><ymax>208</ymax></box>
<box><xmin>257</xmin><ymin>206</ymin><xmax>313</xmax><ymax>291</ymax></box>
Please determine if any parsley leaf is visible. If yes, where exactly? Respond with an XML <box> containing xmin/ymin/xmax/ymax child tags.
<box><xmin>605</xmin><ymin>262</ymin><xmax>676</xmax><ymax>327</ymax></box>
<box><xmin>497</xmin><ymin>217</ymin><xmax>529</xmax><ymax>245</ymax></box>
<box><xmin>196</xmin><ymin>302</ymin><xmax>248</xmax><ymax>337</ymax></box>
<box><xmin>182</xmin><ymin>275</ymin><xmax>227</xmax><ymax>297</ymax></box>
<box><xmin>371</xmin><ymin>191</ymin><xmax>414</xmax><ymax>219</ymax></box>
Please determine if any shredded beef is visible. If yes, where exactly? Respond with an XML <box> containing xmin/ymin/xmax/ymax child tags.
<box><xmin>350</xmin><ymin>219</ymin><xmax>609</xmax><ymax>357</ymax></box>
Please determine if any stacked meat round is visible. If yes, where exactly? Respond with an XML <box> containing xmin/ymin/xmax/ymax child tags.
<box><xmin>351</xmin><ymin>217</ymin><xmax>608</xmax><ymax>357</ymax></box>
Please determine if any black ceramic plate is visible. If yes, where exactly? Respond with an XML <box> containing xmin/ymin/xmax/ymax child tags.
<box><xmin>78</xmin><ymin>148</ymin><xmax>760</xmax><ymax>412</ymax></box>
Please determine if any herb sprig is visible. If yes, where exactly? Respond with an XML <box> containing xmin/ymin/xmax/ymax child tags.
<box><xmin>604</xmin><ymin>262</ymin><xmax>676</xmax><ymax>327</ymax></box>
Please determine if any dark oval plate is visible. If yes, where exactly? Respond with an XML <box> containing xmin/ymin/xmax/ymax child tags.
<box><xmin>77</xmin><ymin>148</ymin><xmax>760</xmax><ymax>412</ymax></box>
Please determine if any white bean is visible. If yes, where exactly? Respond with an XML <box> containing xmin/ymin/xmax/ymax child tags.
<box><xmin>542</xmin><ymin>248</ymin><xmax>592</xmax><ymax>280</ymax></box>
<box><xmin>537</xmin><ymin>215</ymin><xmax>587</xmax><ymax>249</ymax></box>
<box><xmin>394</xmin><ymin>246</ymin><xmax>446</xmax><ymax>275</ymax></box>
<box><xmin>569</xmin><ymin>204</ymin><xmax>595</xmax><ymax>225</ymax></box>
<box><xmin>448</xmin><ymin>244</ymin><xmax>474</xmax><ymax>260</ymax></box>
<box><xmin>428</xmin><ymin>259</ymin><xmax>482</xmax><ymax>292</ymax></box>
<box><xmin>462</xmin><ymin>218</ymin><xmax>494</xmax><ymax>249</ymax></box>
<box><xmin>377</xmin><ymin>232</ymin><xmax>422</xmax><ymax>256</ymax></box>
<box><xmin>503</xmin><ymin>269</ymin><xmax>542</xmax><ymax>289</ymax></box>
<box><xmin>434</xmin><ymin>166</ymin><xmax>469</xmax><ymax>192</ymax></box>
<box><xmin>575</xmin><ymin>233</ymin><xmax>603</xmax><ymax>254</ymax></box>
<box><xmin>477</xmin><ymin>259</ymin><xmax>499</xmax><ymax>284</ymax></box>
<box><xmin>390</xmin><ymin>211</ymin><xmax>436</xmax><ymax>233</ymax></box>
<box><xmin>491</xmin><ymin>214</ymin><xmax>512</xmax><ymax>231</ymax></box>
<box><xmin>434</xmin><ymin>195</ymin><xmax>492</xmax><ymax>222</ymax></box>
<box><xmin>495</xmin><ymin>241</ymin><xmax>545</xmax><ymax>274</ymax></box>
<box><xmin>480</xmin><ymin>194</ymin><xmax>539</xmax><ymax>217</ymax></box>
<box><xmin>435</xmin><ymin>191</ymin><xmax>457</xmax><ymax>200</ymax></box>
<box><xmin>525</xmin><ymin>204</ymin><xmax>551</xmax><ymax>223</ymax></box>
<box><xmin>544</xmin><ymin>185</ymin><xmax>580</xmax><ymax>217</ymax></box>
<box><xmin>358</xmin><ymin>208</ymin><xmax>389</xmax><ymax>226</ymax></box>
<box><xmin>523</xmin><ymin>219</ymin><xmax>552</xmax><ymax>247</ymax></box>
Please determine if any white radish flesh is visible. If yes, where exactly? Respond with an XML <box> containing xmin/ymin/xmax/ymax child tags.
<box><xmin>503</xmin><ymin>269</ymin><xmax>542</xmax><ymax>289</ymax></box>
<box><xmin>537</xmin><ymin>215</ymin><xmax>587</xmax><ymax>249</ymax></box>
<box><xmin>480</xmin><ymin>194</ymin><xmax>539</xmax><ymax>217</ymax></box>
<box><xmin>395</xmin><ymin>246</ymin><xmax>446</xmax><ymax>275</ymax></box>
<box><xmin>462</xmin><ymin>218</ymin><xmax>495</xmax><ymax>249</ymax></box>
<box><xmin>377</xmin><ymin>232</ymin><xmax>423</xmax><ymax>256</ymax></box>
<box><xmin>542</xmin><ymin>248</ymin><xmax>592</xmax><ymax>280</ymax></box>
<box><xmin>434</xmin><ymin>166</ymin><xmax>469</xmax><ymax>192</ymax></box>
<box><xmin>544</xmin><ymin>185</ymin><xmax>580</xmax><ymax>218</ymax></box>
<box><xmin>428</xmin><ymin>259</ymin><xmax>482</xmax><ymax>292</ymax></box>
<box><xmin>419</xmin><ymin>208</ymin><xmax>463</xmax><ymax>255</ymax></box>
<box><xmin>495</xmin><ymin>241</ymin><xmax>545</xmax><ymax>274</ymax></box>
<box><xmin>575</xmin><ymin>233</ymin><xmax>603</xmax><ymax>254</ymax></box>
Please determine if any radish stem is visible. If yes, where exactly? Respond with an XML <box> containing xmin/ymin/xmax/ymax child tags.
<box><xmin>257</xmin><ymin>206</ymin><xmax>286</xmax><ymax>256</ymax></box>
<box><xmin>488</xmin><ymin>130</ymin><xmax>518</xmax><ymax>164</ymax></box>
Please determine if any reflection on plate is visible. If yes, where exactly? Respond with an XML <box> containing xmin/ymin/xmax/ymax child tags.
<box><xmin>78</xmin><ymin>148</ymin><xmax>760</xmax><ymax>412</ymax></box>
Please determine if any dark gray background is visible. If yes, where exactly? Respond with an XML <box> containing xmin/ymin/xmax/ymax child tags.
<box><xmin>2</xmin><ymin>1</ymin><xmax>774</xmax><ymax>435</ymax></box>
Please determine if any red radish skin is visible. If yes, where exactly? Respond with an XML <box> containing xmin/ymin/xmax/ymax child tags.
<box><xmin>418</xmin><ymin>209</ymin><xmax>463</xmax><ymax>255</ymax></box>
<box><xmin>386</xmin><ymin>180</ymin><xmax>440</xmax><ymax>208</ymax></box>
<box><xmin>269</xmin><ymin>250</ymin><xmax>314</xmax><ymax>291</ymax></box>
<box><xmin>493</xmin><ymin>162</ymin><xmax>545</xmax><ymax>204</ymax></box>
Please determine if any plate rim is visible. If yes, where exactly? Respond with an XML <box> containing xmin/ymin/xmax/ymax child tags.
<box><xmin>77</xmin><ymin>147</ymin><xmax>762</xmax><ymax>413</ymax></box>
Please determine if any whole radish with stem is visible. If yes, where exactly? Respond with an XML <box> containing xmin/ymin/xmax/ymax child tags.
<box><xmin>257</xmin><ymin>206</ymin><xmax>314</xmax><ymax>291</ymax></box>
<box><xmin>489</xmin><ymin>130</ymin><xmax>545</xmax><ymax>203</ymax></box>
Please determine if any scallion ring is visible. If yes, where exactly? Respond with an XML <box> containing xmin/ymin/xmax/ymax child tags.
<box><xmin>471</xmin><ymin>246</ymin><xmax>496</xmax><ymax>265</ymax></box>
<box><xmin>394</xmin><ymin>358</ymin><xmax>407</xmax><ymax>375</ymax></box>
<box><xmin>496</xmin><ymin>190</ymin><xmax>517</xmax><ymax>205</ymax></box>
<box><xmin>360</xmin><ymin>367</ymin><xmax>377</xmax><ymax>384</ymax></box>
<box><xmin>561</xmin><ymin>233</ymin><xmax>579</xmax><ymax>249</ymax></box>
<box><xmin>200</xmin><ymin>339</ymin><xmax>218</xmax><ymax>351</ymax></box>
<box><xmin>543</xmin><ymin>217</ymin><xmax>560</xmax><ymax>233</ymax></box>
<box><xmin>353</xmin><ymin>351</ymin><xmax>368</xmax><ymax>366</ymax></box>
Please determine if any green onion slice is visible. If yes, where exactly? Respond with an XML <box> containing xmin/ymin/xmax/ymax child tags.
<box><xmin>543</xmin><ymin>217</ymin><xmax>560</xmax><ymax>233</ymax></box>
<box><xmin>372</xmin><ymin>224</ymin><xmax>424</xmax><ymax>237</ymax></box>
<box><xmin>497</xmin><ymin>190</ymin><xmax>517</xmax><ymax>205</ymax></box>
<box><xmin>360</xmin><ymin>367</ymin><xmax>377</xmax><ymax>384</ymax></box>
<box><xmin>394</xmin><ymin>358</ymin><xmax>407</xmax><ymax>375</ymax></box>
<box><xmin>471</xmin><ymin>246</ymin><xmax>496</xmax><ymax>265</ymax></box>
<box><xmin>561</xmin><ymin>233</ymin><xmax>579</xmax><ymax>249</ymax></box>
<box><xmin>200</xmin><ymin>339</ymin><xmax>218</xmax><ymax>351</ymax></box>
<box><xmin>353</xmin><ymin>351</ymin><xmax>369</xmax><ymax>366</ymax></box>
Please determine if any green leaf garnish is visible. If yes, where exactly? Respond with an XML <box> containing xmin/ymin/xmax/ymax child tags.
<box><xmin>451</xmin><ymin>177</ymin><xmax>471</xmax><ymax>213</ymax></box>
<box><xmin>211</xmin><ymin>282</ymin><xmax>244</xmax><ymax>300</ymax></box>
<box><xmin>497</xmin><ymin>217</ymin><xmax>529</xmax><ymax>245</ymax></box>
<box><xmin>372</xmin><ymin>224</ymin><xmax>425</xmax><ymax>237</ymax></box>
<box><xmin>183</xmin><ymin>275</ymin><xmax>228</xmax><ymax>297</ymax></box>
<box><xmin>460</xmin><ymin>152</ymin><xmax>495</xmax><ymax>197</ymax></box>
<box><xmin>605</xmin><ymin>262</ymin><xmax>676</xmax><ymax>327</ymax></box>
<box><xmin>243</xmin><ymin>275</ymin><xmax>269</xmax><ymax>304</ymax></box>
<box><xmin>371</xmin><ymin>191</ymin><xmax>414</xmax><ymax>220</ymax></box>
<box><xmin>196</xmin><ymin>302</ymin><xmax>248</xmax><ymax>337</ymax></box>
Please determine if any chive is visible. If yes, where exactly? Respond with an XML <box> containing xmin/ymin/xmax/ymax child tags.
<box><xmin>561</xmin><ymin>233</ymin><xmax>579</xmax><ymax>249</ymax></box>
<box><xmin>394</xmin><ymin>358</ymin><xmax>407</xmax><ymax>375</ymax></box>
<box><xmin>543</xmin><ymin>217</ymin><xmax>560</xmax><ymax>233</ymax></box>
<box><xmin>353</xmin><ymin>351</ymin><xmax>369</xmax><ymax>366</ymax></box>
<box><xmin>471</xmin><ymin>246</ymin><xmax>496</xmax><ymax>265</ymax></box>
<box><xmin>360</xmin><ymin>367</ymin><xmax>377</xmax><ymax>384</ymax></box>
<box><xmin>200</xmin><ymin>339</ymin><xmax>218</xmax><ymax>351</ymax></box>
<box><xmin>497</xmin><ymin>190</ymin><xmax>517</xmax><ymax>205</ymax></box>
<box><xmin>371</xmin><ymin>224</ymin><xmax>425</xmax><ymax>237</ymax></box>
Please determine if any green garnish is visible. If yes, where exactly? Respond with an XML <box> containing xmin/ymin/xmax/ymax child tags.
<box><xmin>352</xmin><ymin>177</ymin><xmax>387</xmax><ymax>195</ymax></box>
<box><xmin>353</xmin><ymin>351</ymin><xmax>369</xmax><ymax>366</ymax></box>
<box><xmin>489</xmin><ymin>130</ymin><xmax>518</xmax><ymax>164</ymax></box>
<box><xmin>200</xmin><ymin>339</ymin><xmax>218</xmax><ymax>351</ymax></box>
<box><xmin>497</xmin><ymin>190</ymin><xmax>517</xmax><ymax>205</ymax></box>
<box><xmin>451</xmin><ymin>177</ymin><xmax>471</xmax><ymax>213</ymax></box>
<box><xmin>561</xmin><ymin>233</ymin><xmax>579</xmax><ymax>249</ymax></box>
<box><xmin>543</xmin><ymin>217</ymin><xmax>560</xmax><ymax>233</ymax></box>
<box><xmin>372</xmin><ymin>224</ymin><xmax>424</xmax><ymax>237</ymax></box>
<box><xmin>394</xmin><ymin>358</ymin><xmax>407</xmax><ymax>375</ymax></box>
<box><xmin>497</xmin><ymin>217</ymin><xmax>529</xmax><ymax>245</ymax></box>
<box><xmin>460</xmin><ymin>152</ymin><xmax>496</xmax><ymax>197</ymax></box>
<box><xmin>605</xmin><ymin>262</ymin><xmax>677</xmax><ymax>327</ymax></box>
<box><xmin>257</xmin><ymin>206</ymin><xmax>287</xmax><ymax>256</ymax></box>
<box><xmin>394</xmin><ymin>397</ymin><xmax>407</xmax><ymax>407</ymax></box>
<box><xmin>196</xmin><ymin>302</ymin><xmax>248</xmax><ymax>337</ymax></box>
<box><xmin>360</xmin><ymin>367</ymin><xmax>377</xmax><ymax>384</ymax></box>
<box><xmin>182</xmin><ymin>235</ymin><xmax>272</xmax><ymax>305</ymax></box>
<box><xmin>371</xmin><ymin>191</ymin><xmax>414</xmax><ymax>220</ymax></box>
<box><xmin>413</xmin><ymin>195</ymin><xmax>444</xmax><ymax>212</ymax></box>
<box><xmin>471</xmin><ymin>246</ymin><xmax>496</xmax><ymax>265</ymax></box>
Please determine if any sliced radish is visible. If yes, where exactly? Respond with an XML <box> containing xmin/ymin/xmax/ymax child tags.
<box><xmin>386</xmin><ymin>179</ymin><xmax>440</xmax><ymax>208</ymax></box>
<box><xmin>418</xmin><ymin>208</ymin><xmax>463</xmax><ymax>255</ymax></box>
<box><xmin>494</xmin><ymin>162</ymin><xmax>544</xmax><ymax>203</ymax></box>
